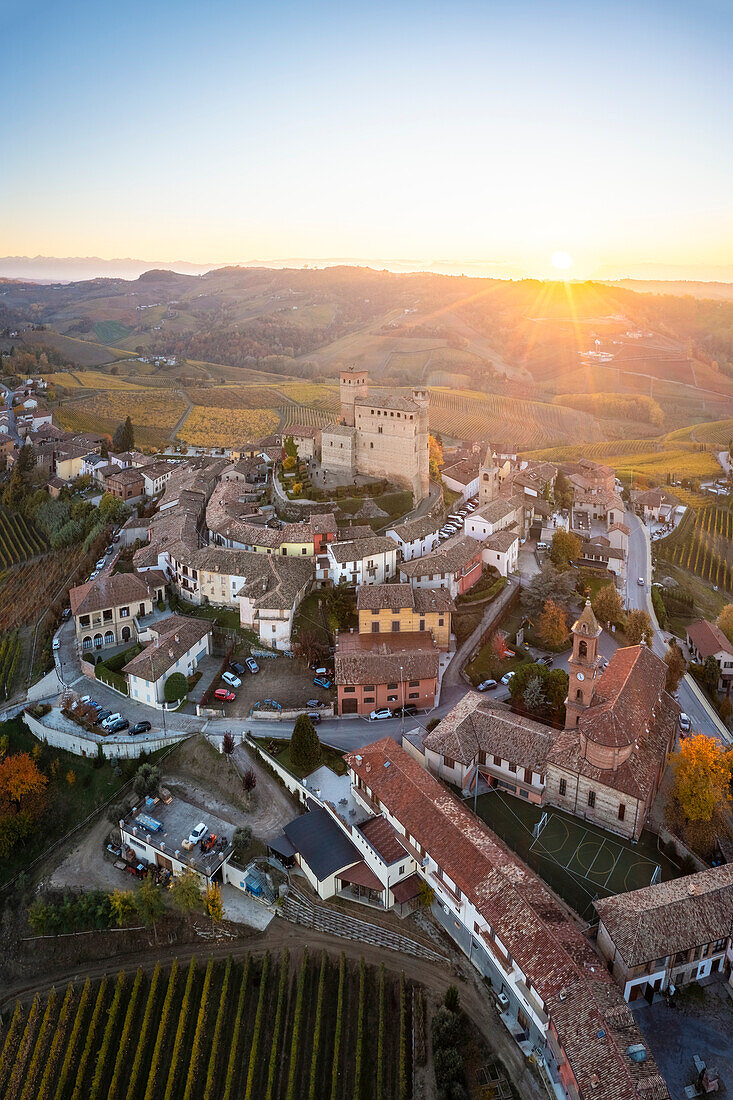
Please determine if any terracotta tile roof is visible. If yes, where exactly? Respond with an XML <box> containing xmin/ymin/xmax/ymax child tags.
<box><xmin>322</xmin><ymin>422</ymin><xmax>356</xmax><ymax>439</ymax></box>
<box><xmin>485</xmin><ymin>529</ymin><xmax>519</xmax><ymax>553</ymax></box>
<box><xmin>357</xmin><ymin>583</ymin><xmax>415</xmax><ymax>611</ymax></box>
<box><xmin>336</xmin><ymin>525</ymin><xmax>373</xmax><ymax>541</ymax></box>
<box><xmin>390</xmin><ymin>872</ymin><xmax>422</xmax><ymax>904</ymax></box>
<box><xmin>632</xmin><ymin>488</ymin><xmax>675</xmax><ymax>508</ymax></box>
<box><xmin>355</xmin><ymin>391</ymin><xmax>420</xmax><ymax>413</ymax></box>
<box><xmin>594</xmin><ymin>864</ymin><xmax>733</xmax><ymax>967</ymax></box>
<box><xmin>607</xmin><ymin>522</ymin><xmax>630</xmax><ymax>536</ymax></box>
<box><xmin>336</xmin><ymin>860</ymin><xmax>383</xmax><ymax>890</ymax></box>
<box><xmin>282</xmin><ymin>423</ymin><xmax>320</xmax><ymax>438</ymax></box>
<box><xmin>472</xmin><ymin>498</ymin><xmax>518</xmax><ymax>524</ymax></box>
<box><xmin>442</xmin><ymin>456</ymin><xmax>481</xmax><ymax>486</ymax></box>
<box><xmin>70</xmin><ymin>572</ymin><xmax>155</xmax><ymax>617</ymax></box>
<box><xmin>399</xmin><ymin>536</ymin><xmax>482</xmax><ymax>578</ymax></box>
<box><xmin>424</xmin><ymin>694</ymin><xmax>555</xmax><ymax>770</ymax></box>
<box><xmin>106</xmin><ymin>467</ymin><xmax>144</xmax><ymax>486</ymax></box>
<box><xmin>310</xmin><ymin>512</ymin><xmax>338</xmax><ymax>534</ymax></box>
<box><xmin>387</xmin><ymin>514</ymin><xmax>441</xmax><ymax>542</ymax></box>
<box><xmin>359</xmin><ymin>815</ymin><xmax>408</xmax><ymax>864</ymax></box>
<box><xmin>328</xmin><ymin>536</ymin><xmax>397</xmax><ymax>565</ymax></box>
<box><xmin>686</xmin><ymin>618</ymin><xmax>733</xmax><ymax>658</ymax></box>
<box><xmin>335</xmin><ymin>632</ymin><xmax>438</xmax><ymax>686</ymax></box>
<box><xmin>346</xmin><ymin>739</ymin><xmax>668</xmax><ymax>1100</ymax></box>
<box><xmin>579</xmin><ymin>645</ymin><xmax>666</xmax><ymax>750</ymax></box>
<box><xmin>123</xmin><ymin>615</ymin><xmax>211</xmax><ymax>683</ymax></box>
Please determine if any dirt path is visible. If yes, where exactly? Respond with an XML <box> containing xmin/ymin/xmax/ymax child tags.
<box><xmin>169</xmin><ymin>388</ymin><xmax>193</xmax><ymax>441</ymax></box>
<box><xmin>0</xmin><ymin>918</ymin><xmax>545</xmax><ymax>1099</ymax></box>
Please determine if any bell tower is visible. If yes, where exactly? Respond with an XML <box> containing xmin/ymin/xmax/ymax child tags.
<box><xmin>478</xmin><ymin>446</ymin><xmax>499</xmax><ymax>506</ymax></box>
<box><xmin>564</xmin><ymin>599</ymin><xmax>602</xmax><ymax>729</ymax></box>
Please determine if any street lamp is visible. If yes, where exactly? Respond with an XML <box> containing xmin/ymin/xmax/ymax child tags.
<box><xmin>399</xmin><ymin>665</ymin><xmax>404</xmax><ymax>734</ymax></box>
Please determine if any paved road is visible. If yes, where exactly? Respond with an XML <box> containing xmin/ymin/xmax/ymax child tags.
<box><xmin>0</xmin><ymin>382</ymin><xmax>22</xmax><ymax>443</ymax></box>
<box><xmin>625</xmin><ymin>510</ymin><xmax>732</xmax><ymax>745</ymax></box>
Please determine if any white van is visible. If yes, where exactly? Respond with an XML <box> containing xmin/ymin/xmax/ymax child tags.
<box><xmin>537</xmin><ymin>541</ymin><xmax>548</xmax><ymax>550</ymax></box>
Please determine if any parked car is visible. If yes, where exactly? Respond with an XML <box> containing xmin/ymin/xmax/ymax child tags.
<box><xmin>313</xmin><ymin>676</ymin><xmax>332</xmax><ymax>689</ymax></box>
<box><xmin>105</xmin><ymin>546</ymin><xmax>114</xmax><ymax>555</ymax></box>
<box><xmin>222</xmin><ymin>671</ymin><xmax>241</xmax><ymax>688</ymax></box>
<box><xmin>112</xmin><ymin>534</ymin><xmax>120</xmax><ymax>543</ymax></box>
<box><xmin>188</xmin><ymin>822</ymin><xmax>208</xmax><ymax>845</ymax></box>
<box><xmin>95</xmin><ymin>558</ymin><xmax>106</xmax><ymax>569</ymax></box>
<box><xmin>214</xmin><ymin>688</ymin><xmax>236</xmax><ymax>702</ymax></box>
<box><xmin>306</xmin><ymin>699</ymin><xmax>323</xmax><ymax>708</ymax></box>
<box><xmin>229</xmin><ymin>660</ymin><xmax>246</xmax><ymax>676</ymax></box>
<box><xmin>52</xmin><ymin>637</ymin><xmax>60</xmax><ymax>651</ymax></box>
<box><xmin>370</xmin><ymin>708</ymin><xmax>393</xmax><ymax>721</ymax></box>
<box><xmin>538</xmin><ymin>655</ymin><xmax>554</xmax><ymax>667</ymax></box>
<box><xmin>394</xmin><ymin>704</ymin><xmax>418</xmax><ymax>717</ymax></box>
<box><xmin>101</xmin><ymin>712</ymin><xmax>123</xmax><ymax>728</ymax></box>
<box><xmin>95</xmin><ymin>709</ymin><xmax>112</xmax><ymax>725</ymax></box>
<box><xmin>107</xmin><ymin>718</ymin><xmax>129</xmax><ymax>733</ymax></box>
<box><xmin>307</xmin><ymin>711</ymin><xmax>322</xmax><ymax>724</ymax></box>
<box><xmin>678</xmin><ymin>713</ymin><xmax>691</xmax><ymax>733</ymax></box>
<box><xmin>245</xmin><ymin>657</ymin><xmax>259</xmax><ymax>674</ymax></box>
<box><xmin>130</xmin><ymin>721</ymin><xmax>152</xmax><ymax>735</ymax></box>
<box><xmin>500</xmin><ymin>672</ymin><xmax>515</xmax><ymax>685</ymax></box>
<box><xmin>61</xmin><ymin>608</ymin><xmax>72</xmax><ymax>621</ymax></box>
<box><xmin>89</xmin><ymin>570</ymin><xmax>99</xmax><ymax>580</ymax></box>
<box><xmin>477</xmin><ymin>678</ymin><xmax>498</xmax><ymax>691</ymax></box>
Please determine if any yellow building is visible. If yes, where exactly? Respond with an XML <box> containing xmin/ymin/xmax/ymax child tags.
<box><xmin>356</xmin><ymin>583</ymin><xmax>453</xmax><ymax>650</ymax></box>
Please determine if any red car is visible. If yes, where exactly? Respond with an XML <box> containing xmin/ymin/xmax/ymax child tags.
<box><xmin>214</xmin><ymin>688</ymin><xmax>235</xmax><ymax>702</ymax></box>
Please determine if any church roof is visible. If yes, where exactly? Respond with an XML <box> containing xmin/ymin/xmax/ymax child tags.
<box><xmin>572</xmin><ymin>598</ymin><xmax>601</xmax><ymax>638</ymax></box>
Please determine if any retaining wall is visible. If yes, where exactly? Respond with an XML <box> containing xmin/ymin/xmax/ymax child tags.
<box><xmin>23</xmin><ymin>708</ymin><xmax>190</xmax><ymax>759</ymax></box>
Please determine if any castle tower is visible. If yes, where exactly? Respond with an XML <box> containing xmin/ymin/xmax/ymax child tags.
<box><xmin>340</xmin><ymin>367</ymin><xmax>368</xmax><ymax>427</ymax></box>
<box><xmin>564</xmin><ymin>599</ymin><xmax>602</xmax><ymax>729</ymax></box>
<box><xmin>478</xmin><ymin>446</ymin><xmax>500</xmax><ymax>506</ymax></box>
<box><xmin>411</xmin><ymin>387</ymin><xmax>430</xmax><ymax>500</ymax></box>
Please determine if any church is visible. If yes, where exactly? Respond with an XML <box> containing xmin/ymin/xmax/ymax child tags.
<box><xmin>320</xmin><ymin>367</ymin><xmax>430</xmax><ymax>502</ymax></box>
<box><xmin>421</xmin><ymin>601</ymin><xmax>678</xmax><ymax>841</ymax></box>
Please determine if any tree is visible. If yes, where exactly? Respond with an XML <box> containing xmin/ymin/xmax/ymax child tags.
<box><xmin>100</xmin><ymin>437</ymin><xmax>109</xmax><ymax>460</ymax></box>
<box><xmin>242</xmin><ymin>767</ymin><xmax>257</xmax><ymax>809</ymax></box>
<box><xmin>171</xmin><ymin>868</ymin><xmax>203</xmax><ymax>914</ymax></box>
<box><xmin>98</xmin><ymin>492</ymin><xmax>129</xmax><ymax>527</ymax></box>
<box><xmin>134</xmin><ymin>876</ymin><xmax>165</xmax><ymax>943</ymax></box>
<box><xmin>549</xmin><ymin>530</ymin><xmax>581</xmax><ymax>569</ymax></box>
<box><xmin>290</xmin><ymin>714</ymin><xmax>321</xmax><ymax>771</ymax></box>
<box><xmin>444</xmin><ymin>986</ymin><xmax>460</xmax><ymax>1012</ymax></box>
<box><xmin>429</xmin><ymin>434</ymin><xmax>444</xmax><ymax>480</ymax></box>
<box><xmin>232</xmin><ymin>825</ymin><xmax>253</xmax><ymax>863</ymax></box>
<box><xmin>664</xmin><ymin>641</ymin><xmax>687</xmax><ymax>694</ymax></box>
<box><xmin>0</xmin><ymin>752</ymin><xmax>49</xmax><ymax>856</ymax></box>
<box><xmin>625</xmin><ymin>608</ymin><xmax>653</xmax><ymax>646</ymax></box>
<box><xmin>537</xmin><ymin>599</ymin><xmax>569</xmax><ymax>649</ymax></box>
<box><xmin>110</xmin><ymin>889</ymin><xmax>137</xmax><ymax>927</ymax></box>
<box><xmin>717</xmin><ymin>604</ymin><xmax>733</xmax><ymax>646</ymax></box>
<box><xmin>523</xmin><ymin>675</ymin><xmax>546</xmax><ymax>713</ymax></box>
<box><xmin>719</xmin><ymin>696</ymin><xmax>732</xmax><ymax>725</ymax></box>
<box><xmin>522</xmin><ymin>563</ymin><xmax>576</xmax><ymax>620</ymax></box>
<box><xmin>222</xmin><ymin>731</ymin><xmax>235</xmax><ymax>757</ymax></box>
<box><xmin>283</xmin><ymin>455</ymin><xmax>297</xmax><ymax>472</ymax></box>
<box><xmin>432</xmin><ymin>1006</ymin><xmax>462</xmax><ymax>1049</ymax></box>
<box><xmin>112</xmin><ymin>416</ymin><xmax>135</xmax><ymax>452</ymax></box>
<box><xmin>164</xmin><ymin>672</ymin><xmax>188</xmax><ymax>703</ymax></box>
<box><xmin>702</xmin><ymin>655</ymin><xmax>720</xmax><ymax>696</ymax></box>
<box><xmin>553</xmin><ymin>469</ymin><xmax>573</xmax><ymax>510</ymax></box>
<box><xmin>283</xmin><ymin>435</ymin><xmax>297</xmax><ymax>459</ymax></box>
<box><xmin>509</xmin><ymin>663</ymin><xmax>568</xmax><ymax>723</ymax></box>
<box><xmin>591</xmin><ymin>583</ymin><xmax>624</xmax><ymax>627</ymax></box>
<box><xmin>295</xmin><ymin>629</ymin><xmax>328</xmax><ymax>667</ymax></box>
<box><xmin>204</xmin><ymin>883</ymin><xmax>225</xmax><ymax>923</ymax></box>
<box><xmin>671</xmin><ymin>734</ymin><xmax>732</xmax><ymax>823</ymax></box>
<box><xmin>132</xmin><ymin>763</ymin><xmax>161</xmax><ymax>800</ymax></box>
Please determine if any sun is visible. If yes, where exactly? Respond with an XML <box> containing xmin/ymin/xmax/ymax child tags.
<box><xmin>551</xmin><ymin>250</ymin><xmax>573</xmax><ymax>272</ymax></box>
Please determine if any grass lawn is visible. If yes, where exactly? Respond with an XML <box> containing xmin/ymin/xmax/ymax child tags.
<box><xmin>0</xmin><ymin>717</ymin><xmax>159</xmax><ymax>887</ymax></box>
<box><xmin>174</xmin><ymin>596</ymin><xmax>243</xmax><ymax>633</ymax></box>
<box><xmin>293</xmin><ymin>590</ymin><xmax>333</xmax><ymax>648</ymax></box>
<box><xmin>658</xmin><ymin>563</ymin><xmax>727</xmax><ymax>638</ymax></box>
<box><xmin>254</xmin><ymin>736</ymin><xmax>347</xmax><ymax>778</ymax></box>
<box><xmin>465</xmin><ymin>645</ymin><xmax>527</xmax><ymax>687</ymax></box>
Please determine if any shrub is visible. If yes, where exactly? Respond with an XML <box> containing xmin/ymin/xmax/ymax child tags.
<box><xmin>244</xmin><ymin>952</ymin><xmax>273</xmax><ymax>1100</ymax></box>
<box><xmin>143</xmin><ymin>961</ymin><xmax>180</xmax><ymax>1100</ymax></box>
<box><xmin>164</xmin><ymin>672</ymin><xmax>188</xmax><ymax>703</ymax></box>
<box><xmin>291</xmin><ymin>713</ymin><xmax>321</xmax><ymax>771</ymax></box>
<box><xmin>89</xmin><ymin>971</ymin><xmax>127</xmax><ymax>1099</ymax></box>
<box><xmin>264</xmin><ymin>951</ymin><xmax>290</xmax><ymax>1100</ymax></box>
<box><xmin>107</xmin><ymin>969</ymin><xmax>144</xmax><ymax>1100</ymax></box>
<box><xmin>222</xmin><ymin>955</ymin><xmax>256</xmax><ymax>1100</ymax></box>
<box><xmin>54</xmin><ymin>979</ymin><xmax>92</xmax><ymax>1100</ymax></box>
<box><xmin>204</xmin><ymin>958</ymin><xmax>232</xmax><ymax>1097</ymax></box>
<box><xmin>125</xmin><ymin>964</ymin><xmax>162</xmax><ymax>1100</ymax></box>
<box><xmin>182</xmin><ymin>957</ymin><xmax>214</xmax><ymax>1100</ymax></box>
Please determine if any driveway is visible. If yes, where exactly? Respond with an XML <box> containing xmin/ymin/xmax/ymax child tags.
<box><xmin>214</xmin><ymin>655</ymin><xmax>334</xmax><ymax>718</ymax></box>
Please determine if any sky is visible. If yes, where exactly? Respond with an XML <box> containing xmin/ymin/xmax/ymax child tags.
<box><xmin>2</xmin><ymin>0</ymin><xmax>732</xmax><ymax>280</ymax></box>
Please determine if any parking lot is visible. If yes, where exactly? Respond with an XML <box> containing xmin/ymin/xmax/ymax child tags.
<box><xmin>209</xmin><ymin>654</ymin><xmax>335</xmax><ymax>717</ymax></box>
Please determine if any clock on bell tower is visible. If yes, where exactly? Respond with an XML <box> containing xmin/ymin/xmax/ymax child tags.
<box><xmin>564</xmin><ymin>599</ymin><xmax>602</xmax><ymax>729</ymax></box>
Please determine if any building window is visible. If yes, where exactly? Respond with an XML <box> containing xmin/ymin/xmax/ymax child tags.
<box><xmin>493</xmin><ymin>755</ymin><xmax>502</xmax><ymax>766</ymax></box>
<box><xmin>443</xmin><ymin>756</ymin><xmax>455</xmax><ymax>769</ymax></box>
<box><xmin>387</xmin><ymin>682</ymin><xmax>398</xmax><ymax>690</ymax></box>
<box><xmin>576</xmin><ymin>689</ymin><xmax>583</xmax><ymax>701</ymax></box>
<box><xmin>343</xmin><ymin>687</ymin><xmax>355</xmax><ymax>693</ymax></box>
<box><xmin>587</xmin><ymin>790</ymin><xmax>596</xmax><ymax>809</ymax></box>
<box><xmin>371</xmin><ymin>622</ymin><xmax>380</xmax><ymax>633</ymax></box>
<box><xmin>419</xmin><ymin>620</ymin><xmax>425</xmax><ymax>631</ymax></box>
<box><xmin>508</xmin><ymin>763</ymin><xmax>516</xmax><ymax>773</ymax></box>
<box><xmin>408</xmin><ymin>691</ymin><xmax>419</xmax><ymax>699</ymax></box>
<box><xmin>618</xmin><ymin>803</ymin><xmax>626</xmax><ymax>821</ymax></box>
<box><xmin>559</xmin><ymin>778</ymin><xmax>567</xmax><ymax>796</ymax></box>
<box><xmin>391</xmin><ymin>621</ymin><xmax>400</xmax><ymax>632</ymax></box>
<box><xmin>438</xmin><ymin>617</ymin><xmax>444</xmax><ymax>626</ymax></box>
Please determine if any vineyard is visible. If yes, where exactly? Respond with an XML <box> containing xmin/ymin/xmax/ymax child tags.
<box><xmin>54</xmin><ymin>407</ymin><xmax>169</xmax><ymax>451</ymax></box>
<box><xmin>427</xmin><ymin>387</ymin><xmax>610</xmax><ymax>448</ymax></box>
<box><xmin>0</xmin><ymin>952</ymin><xmax>414</xmax><ymax>1100</ymax></box>
<box><xmin>524</xmin><ymin>435</ymin><xmax>722</xmax><ymax>481</ymax></box>
<box><xmin>656</xmin><ymin>498</ymin><xmax>733</xmax><ymax>591</ymax></box>
<box><xmin>279</xmin><ymin>404</ymin><xmax>334</xmax><ymax>429</ymax></box>
<box><xmin>178</xmin><ymin>407</ymin><xmax>280</xmax><ymax>447</ymax></box>
<box><xmin>69</xmin><ymin>390</ymin><xmax>188</xmax><ymax>429</ymax></box>
<box><xmin>0</xmin><ymin>631</ymin><xmax>22</xmax><ymax>699</ymax></box>
<box><xmin>0</xmin><ymin>508</ymin><xmax>46</xmax><ymax>567</ymax></box>
<box><xmin>0</xmin><ymin>549</ymin><xmax>80</xmax><ymax>633</ymax></box>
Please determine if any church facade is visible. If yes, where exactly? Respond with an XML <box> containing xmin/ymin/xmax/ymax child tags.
<box><xmin>320</xmin><ymin>368</ymin><xmax>430</xmax><ymax>502</ymax></box>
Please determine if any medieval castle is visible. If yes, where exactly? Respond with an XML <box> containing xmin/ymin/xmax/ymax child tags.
<box><xmin>320</xmin><ymin>368</ymin><xmax>430</xmax><ymax>502</ymax></box>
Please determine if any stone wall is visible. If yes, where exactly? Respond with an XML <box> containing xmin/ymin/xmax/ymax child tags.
<box><xmin>545</xmin><ymin>764</ymin><xmax>643</xmax><ymax>841</ymax></box>
<box><xmin>23</xmin><ymin>708</ymin><xmax>190</xmax><ymax>760</ymax></box>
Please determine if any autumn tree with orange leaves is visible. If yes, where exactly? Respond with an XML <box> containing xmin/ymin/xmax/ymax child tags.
<box><xmin>0</xmin><ymin>752</ymin><xmax>49</xmax><ymax>856</ymax></box>
<box><xmin>670</xmin><ymin>734</ymin><xmax>732</xmax><ymax>824</ymax></box>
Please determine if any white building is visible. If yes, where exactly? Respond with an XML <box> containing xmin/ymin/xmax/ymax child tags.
<box><xmin>385</xmin><ymin>515</ymin><xmax>441</xmax><ymax>561</ymax></box>
<box><xmin>123</xmin><ymin>615</ymin><xmax>212</xmax><ymax>709</ymax></box>
<box><xmin>325</xmin><ymin>536</ymin><xmax>398</xmax><ymax>587</ymax></box>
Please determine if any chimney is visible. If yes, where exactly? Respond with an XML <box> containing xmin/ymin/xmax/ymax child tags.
<box><xmin>169</xmin><ymin>649</ymin><xmax>174</xmax><ymax>659</ymax></box>
<box><xmin>174</xmin><ymin>633</ymin><xmax>179</xmax><ymax>643</ymax></box>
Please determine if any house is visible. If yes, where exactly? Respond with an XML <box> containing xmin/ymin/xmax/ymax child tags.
<box><xmin>575</xmin><ymin>536</ymin><xmax>627</xmax><ymax>582</ymax></box>
<box><xmin>81</xmin><ymin>453</ymin><xmax>108</xmax><ymax>479</ymax></box>
<box><xmin>70</xmin><ymin>571</ymin><xmax>167</xmax><ymax>652</ymax></box>
<box><xmin>441</xmin><ymin>455</ymin><xmax>481</xmax><ymax>501</ymax></box>
<box><xmin>344</xmin><ymin>739</ymin><xmax>669</xmax><ymax>1100</ymax></box>
<box><xmin>335</xmin><ymin>631</ymin><xmax>439</xmax><ymax>715</ymax></box>
<box><xmin>399</xmin><ymin>535</ymin><xmax>483</xmax><ymax>598</ymax></box>
<box><xmin>105</xmin><ymin>465</ymin><xmax>145</xmax><ymax>502</ymax></box>
<box><xmin>282</xmin><ymin>808</ymin><xmax>365</xmax><ymax>900</ymax></box>
<box><xmin>219</xmin><ymin>454</ymin><xmax>269</xmax><ymax>488</ymax></box>
<box><xmin>686</xmin><ymin>619</ymin><xmax>733</xmax><ymax>692</ymax></box>
<box><xmin>385</xmin><ymin>514</ymin><xmax>440</xmax><ymax>561</ymax></box>
<box><xmin>631</xmin><ymin>488</ymin><xmax>676</xmax><ymax>523</ymax></box>
<box><xmin>140</xmin><ymin>460</ymin><xmax>174</xmax><ymax>498</ymax></box>
<box><xmin>513</xmin><ymin>460</ymin><xmax>557</xmax><ymax>500</ymax></box>
<box><xmin>325</xmin><ymin>536</ymin><xmax>398</xmax><ymax>587</ymax></box>
<box><xmin>54</xmin><ymin>444</ymin><xmax>88</xmax><ymax>482</ymax></box>
<box><xmin>422</xmin><ymin>693</ymin><xmax>553</xmax><ymax>804</ymax></box>
<box><xmin>606</xmin><ymin>522</ymin><xmax>630</xmax><ymax>558</ymax></box>
<box><xmin>594</xmin><ymin>864</ymin><xmax>733</xmax><ymax>1002</ymax></box>
<box><xmin>356</xmin><ymin>583</ymin><xmax>453</xmax><ymax>649</ymax></box>
<box><xmin>564</xmin><ymin>458</ymin><xmax>616</xmax><ymax>496</ymax></box>
<box><xmin>119</xmin><ymin>794</ymin><xmax>233</xmax><ymax>886</ymax></box>
<box><xmin>463</xmin><ymin>497</ymin><xmax>523</xmax><ymax>540</ymax></box>
<box><xmin>572</xmin><ymin>487</ymin><xmax>624</xmax><ymax>526</ymax></box>
<box><xmin>123</xmin><ymin>615</ymin><xmax>212</xmax><ymax>708</ymax></box>
<box><xmin>281</xmin><ymin>423</ymin><xmax>321</xmax><ymax>461</ymax></box>
<box><xmin>482</xmin><ymin>529</ymin><xmax>519</xmax><ymax>576</ymax></box>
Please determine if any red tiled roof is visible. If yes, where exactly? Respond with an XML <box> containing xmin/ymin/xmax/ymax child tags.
<box><xmin>359</xmin><ymin>815</ymin><xmax>408</xmax><ymax>864</ymax></box>
<box><xmin>346</xmin><ymin>739</ymin><xmax>668</xmax><ymax>1100</ymax></box>
<box><xmin>336</xmin><ymin>860</ymin><xmax>384</xmax><ymax>891</ymax></box>
<box><xmin>686</xmin><ymin>618</ymin><xmax>733</xmax><ymax>659</ymax></box>
<box><xmin>335</xmin><ymin>632</ymin><xmax>439</xmax><ymax>686</ymax></box>
<box><xmin>391</xmin><ymin>872</ymin><xmax>422</xmax><ymax>904</ymax></box>
<box><xmin>579</xmin><ymin>646</ymin><xmax>665</xmax><ymax>749</ymax></box>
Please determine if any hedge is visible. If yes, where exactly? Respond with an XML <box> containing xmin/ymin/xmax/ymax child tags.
<box><xmin>222</xmin><ymin>954</ymin><xmax>255</xmax><ymax>1100</ymax></box>
<box><xmin>163</xmin><ymin>957</ymin><xmax>197</xmax><ymax>1100</ymax></box>
<box><xmin>353</xmin><ymin>958</ymin><xmax>366</xmax><ymax>1100</ymax></box>
<box><xmin>244</xmin><ymin>952</ymin><xmax>272</xmax><ymax>1100</ymax></box>
<box><xmin>398</xmin><ymin>972</ymin><xmax>408</xmax><ymax>1100</ymax></box>
<box><xmin>94</xmin><ymin>664</ymin><xmax>129</xmax><ymax>694</ymax></box>
<box><xmin>204</xmin><ymin>958</ymin><xmax>232</xmax><ymax>1097</ymax></box>
<box><xmin>376</xmin><ymin>965</ymin><xmax>385</xmax><ymax>1100</ymax></box>
<box><xmin>19</xmin><ymin>985</ymin><xmax>58</xmax><ymax>1100</ymax></box>
<box><xmin>89</xmin><ymin>971</ymin><xmax>126</xmax><ymax>1100</ymax></box>
<box><xmin>107</xmin><ymin>969</ymin><xmax>143</xmax><ymax>1100</ymax></box>
<box><xmin>651</xmin><ymin>585</ymin><xmax>667</xmax><ymax>628</ymax></box>
<box><xmin>307</xmin><ymin>953</ymin><xmax>328</xmax><ymax>1100</ymax></box>
<box><xmin>53</xmin><ymin>978</ymin><xmax>92</xmax><ymax>1100</ymax></box>
<box><xmin>7</xmin><ymin>993</ymin><xmax>41</xmax><ymax>1097</ymax></box>
<box><xmin>182</xmin><ymin>957</ymin><xmax>214</xmax><ymax>1100</ymax></box>
<box><xmin>0</xmin><ymin>1001</ymin><xmax>25</xmax><ymax>1096</ymax></box>
<box><xmin>329</xmin><ymin>954</ymin><xmax>346</xmax><ymax>1100</ymax></box>
<box><xmin>37</xmin><ymin>984</ymin><xmax>75</xmax><ymax>1100</ymax></box>
<box><xmin>143</xmin><ymin>960</ymin><xmax>180</xmax><ymax>1100</ymax></box>
<box><xmin>264</xmin><ymin>950</ymin><xmax>290</xmax><ymax>1100</ymax></box>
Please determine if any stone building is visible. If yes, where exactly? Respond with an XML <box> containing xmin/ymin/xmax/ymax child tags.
<box><xmin>320</xmin><ymin>368</ymin><xmax>430</xmax><ymax>502</ymax></box>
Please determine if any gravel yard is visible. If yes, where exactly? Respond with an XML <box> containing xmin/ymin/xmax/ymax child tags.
<box><xmin>211</xmin><ymin>654</ymin><xmax>335</xmax><ymax>717</ymax></box>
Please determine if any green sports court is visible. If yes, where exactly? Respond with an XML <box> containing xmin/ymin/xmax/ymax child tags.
<box><xmin>468</xmin><ymin>789</ymin><xmax>680</xmax><ymax>921</ymax></box>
